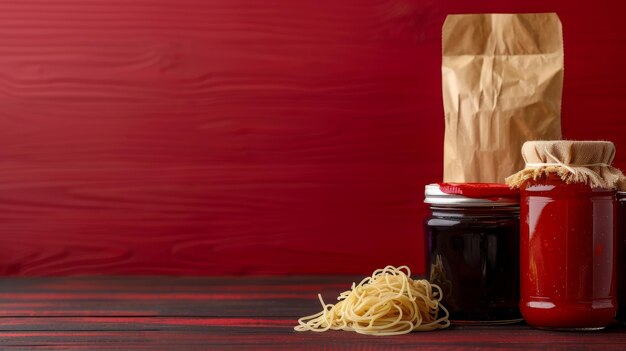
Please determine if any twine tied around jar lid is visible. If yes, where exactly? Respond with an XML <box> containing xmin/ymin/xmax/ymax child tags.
<box><xmin>505</xmin><ymin>140</ymin><xmax>626</xmax><ymax>190</ymax></box>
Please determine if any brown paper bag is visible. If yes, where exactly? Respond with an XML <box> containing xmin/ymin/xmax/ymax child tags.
<box><xmin>442</xmin><ymin>13</ymin><xmax>563</xmax><ymax>183</ymax></box>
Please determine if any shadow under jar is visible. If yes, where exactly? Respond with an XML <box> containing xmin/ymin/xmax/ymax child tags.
<box><xmin>424</xmin><ymin>183</ymin><xmax>522</xmax><ymax>325</ymax></box>
<box><xmin>520</xmin><ymin>176</ymin><xmax>617</xmax><ymax>330</ymax></box>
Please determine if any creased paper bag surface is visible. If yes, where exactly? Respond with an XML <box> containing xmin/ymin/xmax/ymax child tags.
<box><xmin>442</xmin><ymin>13</ymin><xmax>563</xmax><ymax>183</ymax></box>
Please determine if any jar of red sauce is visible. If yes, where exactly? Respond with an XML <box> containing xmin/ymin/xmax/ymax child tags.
<box><xmin>424</xmin><ymin>183</ymin><xmax>522</xmax><ymax>325</ymax></box>
<box><xmin>508</xmin><ymin>141</ymin><xmax>623</xmax><ymax>330</ymax></box>
<box><xmin>618</xmin><ymin>191</ymin><xmax>626</xmax><ymax>323</ymax></box>
<box><xmin>520</xmin><ymin>175</ymin><xmax>617</xmax><ymax>330</ymax></box>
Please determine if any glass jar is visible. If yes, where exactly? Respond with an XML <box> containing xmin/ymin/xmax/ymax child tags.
<box><xmin>618</xmin><ymin>191</ymin><xmax>626</xmax><ymax>323</ymax></box>
<box><xmin>520</xmin><ymin>176</ymin><xmax>617</xmax><ymax>330</ymax></box>
<box><xmin>424</xmin><ymin>183</ymin><xmax>522</xmax><ymax>325</ymax></box>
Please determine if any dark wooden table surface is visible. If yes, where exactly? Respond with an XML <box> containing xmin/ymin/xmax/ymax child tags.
<box><xmin>0</xmin><ymin>276</ymin><xmax>625</xmax><ymax>350</ymax></box>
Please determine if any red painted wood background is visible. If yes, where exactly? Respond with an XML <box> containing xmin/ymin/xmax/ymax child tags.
<box><xmin>0</xmin><ymin>0</ymin><xmax>624</xmax><ymax>276</ymax></box>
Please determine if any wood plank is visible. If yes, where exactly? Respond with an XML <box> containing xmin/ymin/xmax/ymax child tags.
<box><xmin>1</xmin><ymin>0</ymin><xmax>626</xmax><ymax>276</ymax></box>
<box><xmin>0</xmin><ymin>320</ymin><xmax>624</xmax><ymax>350</ymax></box>
<box><xmin>0</xmin><ymin>276</ymin><xmax>355</xmax><ymax>317</ymax></box>
<box><xmin>0</xmin><ymin>276</ymin><xmax>625</xmax><ymax>350</ymax></box>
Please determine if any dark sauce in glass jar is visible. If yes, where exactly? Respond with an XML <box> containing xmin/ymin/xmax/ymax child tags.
<box><xmin>424</xmin><ymin>183</ymin><xmax>522</xmax><ymax>324</ymax></box>
<box><xmin>618</xmin><ymin>191</ymin><xmax>626</xmax><ymax>323</ymax></box>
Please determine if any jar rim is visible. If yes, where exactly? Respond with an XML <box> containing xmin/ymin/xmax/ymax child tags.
<box><xmin>424</xmin><ymin>183</ymin><xmax>520</xmax><ymax>207</ymax></box>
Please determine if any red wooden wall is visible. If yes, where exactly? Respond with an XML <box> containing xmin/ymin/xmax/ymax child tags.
<box><xmin>0</xmin><ymin>0</ymin><xmax>624</xmax><ymax>276</ymax></box>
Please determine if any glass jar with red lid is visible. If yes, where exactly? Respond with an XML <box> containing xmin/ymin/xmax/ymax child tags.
<box><xmin>424</xmin><ymin>182</ymin><xmax>522</xmax><ymax>324</ymax></box>
<box><xmin>507</xmin><ymin>141</ymin><xmax>623</xmax><ymax>330</ymax></box>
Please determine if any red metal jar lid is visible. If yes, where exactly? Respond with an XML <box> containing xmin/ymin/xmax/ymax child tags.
<box><xmin>424</xmin><ymin>182</ymin><xmax>520</xmax><ymax>207</ymax></box>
